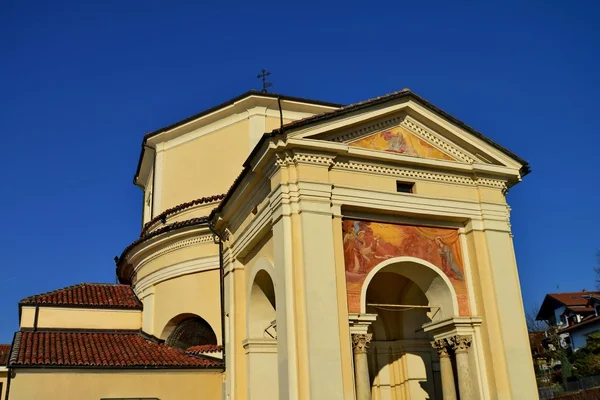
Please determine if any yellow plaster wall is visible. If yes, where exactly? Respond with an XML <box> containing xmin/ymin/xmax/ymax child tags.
<box><xmin>265</xmin><ymin>116</ymin><xmax>293</xmax><ymax>132</ymax></box>
<box><xmin>161</xmin><ymin>119</ymin><xmax>250</xmax><ymax>211</ymax></box>
<box><xmin>135</xmin><ymin>239</ymin><xmax>219</xmax><ymax>282</ymax></box>
<box><xmin>0</xmin><ymin>370</ymin><xmax>7</xmax><ymax>400</ymax></box>
<box><xmin>19</xmin><ymin>307</ymin><xmax>141</xmax><ymax>330</ymax></box>
<box><xmin>8</xmin><ymin>369</ymin><xmax>222</xmax><ymax>400</ymax></box>
<box><xmin>19</xmin><ymin>307</ymin><xmax>35</xmax><ymax>328</ymax></box>
<box><xmin>330</xmin><ymin>169</ymin><xmax>491</xmax><ymax>202</ymax></box>
<box><xmin>153</xmin><ymin>270</ymin><xmax>222</xmax><ymax>343</ymax></box>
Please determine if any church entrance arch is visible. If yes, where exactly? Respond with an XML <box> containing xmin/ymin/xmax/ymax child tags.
<box><xmin>360</xmin><ymin>257</ymin><xmax>458</xmax><ymax>400</ymax></box>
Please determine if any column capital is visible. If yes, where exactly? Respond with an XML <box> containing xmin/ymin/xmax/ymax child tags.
<box><xmin>450</xmin><ymin>335</ymin><xmax>472</xmax><ymax>354</ymax></box>
<box><xmin>431</xmin><ymin>338</ymin><xmax>451</xmax><ymax>358</ymax></box>
<box><xmin>352</xmin><ymin>333</ymin><xmax>372</xmax><ymax>355</ymax></box>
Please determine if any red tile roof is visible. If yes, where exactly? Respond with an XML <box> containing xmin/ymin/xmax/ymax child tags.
<box><xmin>0</xmin><ymin>344</ymin><xmax>11</xmax><ymax>365</ymax></box>
<box><xmin>20</xmin><ymin>283</ymin><xmax>142</xmax><ymax>310</ymax></box>
<box><xmin>9</xmin><ymin>331</ymin><xmax>222</xmax><ymax>369</ymax></box>
<box><xmin>141</xmin><ymin>194</ymin><xmax>225</xmax><ymax>236</ymax></box>
<box><xmin>548</xmin><ymin>292</ymin><xmax>600</xmax><ymax>307</ymax></box>
<box><xmin>186</xmin><ymin>344</ymin><xmax>223</xmax><ymax>355</ymax></box>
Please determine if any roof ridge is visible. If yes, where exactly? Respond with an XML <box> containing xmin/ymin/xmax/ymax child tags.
<box><xmin>20</xmin><ymin>283</ymin><xmax>141</xmax><ymax>309</ymax></box>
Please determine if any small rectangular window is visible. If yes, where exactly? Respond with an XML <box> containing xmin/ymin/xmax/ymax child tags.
<box><xmin>396</xmin><ymin>181</ymin><xmax>414</xmax><ymax>193</ymax></box>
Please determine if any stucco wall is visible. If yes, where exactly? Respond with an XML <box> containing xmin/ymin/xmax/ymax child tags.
<box><xmin>161</xmin><ymin>120</ymin><xmax>250</xmax><ymax>211</ymax></box>
<box><xmin>8</xmin><ymin>369</ymin><xmax>222</xmax><ymax>400</ymax></box>
<box><xmin>20</xmin><ymin>307</ymin><xmax>141</xmax><ymax>330</ymax></box>
<box><xmin>153</xmin><ymin>270</ymin><xmax>222</xmax><ymax>343</ymax></box>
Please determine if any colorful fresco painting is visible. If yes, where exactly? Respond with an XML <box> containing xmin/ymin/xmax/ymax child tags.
<box><xmin>342</xmin><ymin>219</ymin><xmax>470</xmax><ymax>316</ymax></box>
<box><xmin>349</xmin><ymin>125</ymin><xmax>455</xmax><ymax>161</ymax></box>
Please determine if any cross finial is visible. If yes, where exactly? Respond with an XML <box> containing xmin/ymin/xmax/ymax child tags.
<box><xmin>257</xmin><ymin>68</ymin><xmax>273</xmax><ymax>93</ymax></box>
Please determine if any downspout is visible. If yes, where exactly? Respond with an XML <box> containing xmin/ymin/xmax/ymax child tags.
<box><xmin>207</xmin><ymin>221</ymin><xmax>226</xmax><ymax>370</ymax></box>
<box><xmin>277</xmin><ymin>97</ymin><xmax>283</xmax><ymax>129</ymax></box>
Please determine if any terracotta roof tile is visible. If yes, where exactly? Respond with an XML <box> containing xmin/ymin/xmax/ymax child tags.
<box><xmin>141</xmin><ymin>194</ymin><xmax>225</xmax><ymax>236</ymax></box>
<box><xmin>186</xmin><ymin>344</ymin><xmax>223</xmax><ymax>355</ymax></box>
<box><xmin>548</xmin><ymin>292</ymin><xmax>600</xmax><ymax>307</ymax></box>
<box><xmin>9</xmin><ymin>331</ymin><xmax>222</xmax><ymax>369</ymax></box>
<box><xmin>0</xmin><ymin>344</ymin><xmax>10</xmax><ymax>365</ymax></box>
<box><xmin>20</xmin><ymin>283</ymin><xmax>142</xmax><ymax>309</ymax></box>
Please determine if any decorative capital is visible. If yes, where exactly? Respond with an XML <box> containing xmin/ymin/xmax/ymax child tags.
<box><xmin>431</xmin><ymin>338</ymin><xmax>451</xmax><ymax>358</ymax></box>
<box><xmin>450</xmin><ymin>335</ymin><xmax>472</xmax><ymax>354</ymax></box>
<box><xmin>352</xmin><ymin>333</ymin><xmax>372</xmax><ymax>354</ymax></box>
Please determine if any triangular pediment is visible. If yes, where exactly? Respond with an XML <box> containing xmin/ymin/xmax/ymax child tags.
<box><xmin>312</xmin><ymin>113</ymin><xmax>482</xmax><ymax>165</ymax></box>
<box><xmin>348</xmin><ymin>123</ymin><xmax>457</xmax><ymax>162</ymax></box>
<box><xmin>283</xmin><ymin>91</ymin><xmax>529</xmax><ymax>174</ymax></box>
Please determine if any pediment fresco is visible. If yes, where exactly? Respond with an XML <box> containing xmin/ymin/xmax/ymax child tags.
<box><xmin>349</xmin><ymin>125</ymin><xmax>455</xmax><ymax>161</ymax></box>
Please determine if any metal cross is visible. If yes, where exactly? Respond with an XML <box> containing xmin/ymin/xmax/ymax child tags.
<box><xmin>257</xmin><ymin>68</ymin><xmax>273</xmax><ymax>93</ymax></box>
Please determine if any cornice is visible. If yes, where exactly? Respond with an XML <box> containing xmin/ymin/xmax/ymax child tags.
<box><xmin>135</xmin><ymin>255</ymin><xmax>219</xmax><ymax>294</ymax></box>
<box><xmin>142</xmin><ymin>194</ymin><xmax>225</xmax><ymax>236</ymax></box>
<box><xmin>133</xmin><ymin>233</ymin><xmax>216</xmax><ymax>280</ymax></box>
<box><xmin>117</xmin><ymin>218</ymin><xmax>212</xmax><ymax>284</ymax></box>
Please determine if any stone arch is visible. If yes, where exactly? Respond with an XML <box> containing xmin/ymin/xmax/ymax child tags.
<box><xmin>361</xmin><ymin>256</ymin><xmax>458</xmax><ymax>399</ymax></box>
<box><xmin>246</xmin><ymin>258</ymin><xmax>277</xmax><ymax>338</ymax></box>
<box><xmin>160</xmin><ymin>313</ymin><xmax>217</xmax><ymax>349</ymax></box>
<box><xmin>360</xmin><ymin>256</ymin><xmax>459</xmax><ymax>321</ymax></box>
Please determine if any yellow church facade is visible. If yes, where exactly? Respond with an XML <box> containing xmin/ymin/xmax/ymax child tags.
<box><xmin>4</xmin><ymin>89</ymin><xmax>537</xmax><ymax>399</ymax></box>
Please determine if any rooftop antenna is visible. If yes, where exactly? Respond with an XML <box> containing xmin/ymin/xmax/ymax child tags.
<box><xmin>257</xmin><ymin>68</ymin><xmax>273</xmax><ymax>93</ymax></box>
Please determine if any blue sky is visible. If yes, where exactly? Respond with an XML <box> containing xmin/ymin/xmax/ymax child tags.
<box><xmin>0</xmin><ymin>1</ymin><xmax>598</xmax><ymax>342</ymax></box>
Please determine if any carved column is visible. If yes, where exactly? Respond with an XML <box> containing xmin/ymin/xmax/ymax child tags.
<box><xmin>451</xmin><ymin>335</ymin><xmax>475</xmax><ymax>400</ymax></box>
<box><xmin>352</xmin><ymin>333</ymin><xmax>372</xmax><ymax>400</ymax></box>
<box><xmin>432</xmin><ymin>338</ymin><xmax>457</xmax><ymax>400</ymax></box>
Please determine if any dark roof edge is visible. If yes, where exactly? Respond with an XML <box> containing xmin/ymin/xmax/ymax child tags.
<box><xmin>133</xmin><ymin>90</ymin><xmax>344</xmax><ymax>184</ymax></box>
<box><xmin>271</xmin><ymin>90</ymin><xmax>530</xmax><ymax>175</ymax></box>
<box><xmin>9</xmin><ymin>364</ymin><xmax>223</xmax><ymax>370</ymax></box>
<box><xmin>18</xmin><ymin>302</ymin><xmax>142</xmax><ymax>311</ymax></box>
<box><xmin>211</xmin><ymin>90</ymin><xmax>531</xmax><ymax>222</ymax></box>
<box><xmin>116</xmin><ymin>217</ymin><xmax>210</xmax><ymax>284</ymax></box>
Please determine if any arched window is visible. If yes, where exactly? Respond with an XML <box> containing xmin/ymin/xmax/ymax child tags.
<box><xmin>166</xmin><ymin>317</ymin><xmax>217</xmax><ymax>349</ymax></box>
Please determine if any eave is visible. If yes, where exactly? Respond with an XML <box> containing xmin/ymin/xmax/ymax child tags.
<box><xmin>133</xmin><ymin>90</ymin><xmax>343</xmax><ymax>187</ymax></box>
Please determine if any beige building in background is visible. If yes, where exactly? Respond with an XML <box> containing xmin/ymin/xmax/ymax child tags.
<box><xmin>3</xmin><ymin>89</ymin><xmax>537</xmax><ymax>399</ymax></box>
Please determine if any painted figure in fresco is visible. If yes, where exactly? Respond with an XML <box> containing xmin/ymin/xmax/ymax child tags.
<box><xmin>381</xmin><ymin>130</ymin><xmax>415</xmax><ymax>155</ymax></box>
<box><xmin>343</xmin><ymin>221</ymin><xmax>387</xmax><ymax>274</ymax></box>
<box><xmin>435</xmin><ymin>236</ymin><xmax>464</xmax><ymax>280</ymax></box>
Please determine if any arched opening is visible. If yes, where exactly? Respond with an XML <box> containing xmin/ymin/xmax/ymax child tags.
<box><xmin>363</xmin><ymin>258</ymin><xmax>457</xmax><ymax>400</ymax></box>
<box><xmin>245</xmin><ymin>265</ymin><xmax>278</xmax><ymax>399</ymax></box>
<box><xmin>248</xmin><ymin>269</ymin><xmax>277</xmax><ymax>338</ymax></box>
<box><xmin>162</xmin><ymin>314</ymin><xmax>217</xmax><ymax>350</ymax></box>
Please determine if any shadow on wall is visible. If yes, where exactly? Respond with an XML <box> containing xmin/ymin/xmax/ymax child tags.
<box><xmin>366</xmin><ymin>271</ymin><xmax>441</xmax><ymax>400</ymax></box>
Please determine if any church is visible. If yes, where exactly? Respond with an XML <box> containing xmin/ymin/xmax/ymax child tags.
<box><xmin>2</xmin><ymin>88</ymin><xmax>538</xmax><ymax>399</ymax></box>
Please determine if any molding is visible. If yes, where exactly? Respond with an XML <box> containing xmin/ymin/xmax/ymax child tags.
<box><xmin>400</xmin><ymin>115</ymin><xmax>478</xmax><ymax>163</ymax></box>
<box><xmin>333</xmin><ymin>158</ymin><xmax>476</xmax><ymax>186</ymax></box>
<box><xmin>135</xmin><ymin>256</ymin><xmax>220</xmax><ymax>294</ymax></box>
<box><xmin>359</xmin><ymin>256</ymin><xmax>460</xmax><ymax>317</ymax></box>
<box><xmin>348</xmin><ymin>313</ymin><xmax>378</xmax><ymax>335</ymax></box>
<box><xmin>322</xmin><ymin>113</ymin><xmax>478</xmax><ymax>164</ymax></box>
<box><xmin>132</xmin><ymin>233</ymin><xmax>215</xmax><ymax>274</ymax></box>
<box><xmin>156</xmin><ymin>105</ymin><xmax>320</xmax><ymax>153</ymax></box>
<box><xmin>242</xmin><ymin>338</ymin><xmax>278</xmax><ymax>354</ymax></box>
<box><xmin>325</xmin><ymin>115</ymin><xmax>404</xmax><ymax>143</ymax></box>
<box><xmin>422</xmin><ymin>316</ymin><xmax>483</xmax><ymax>339</ymax></box>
